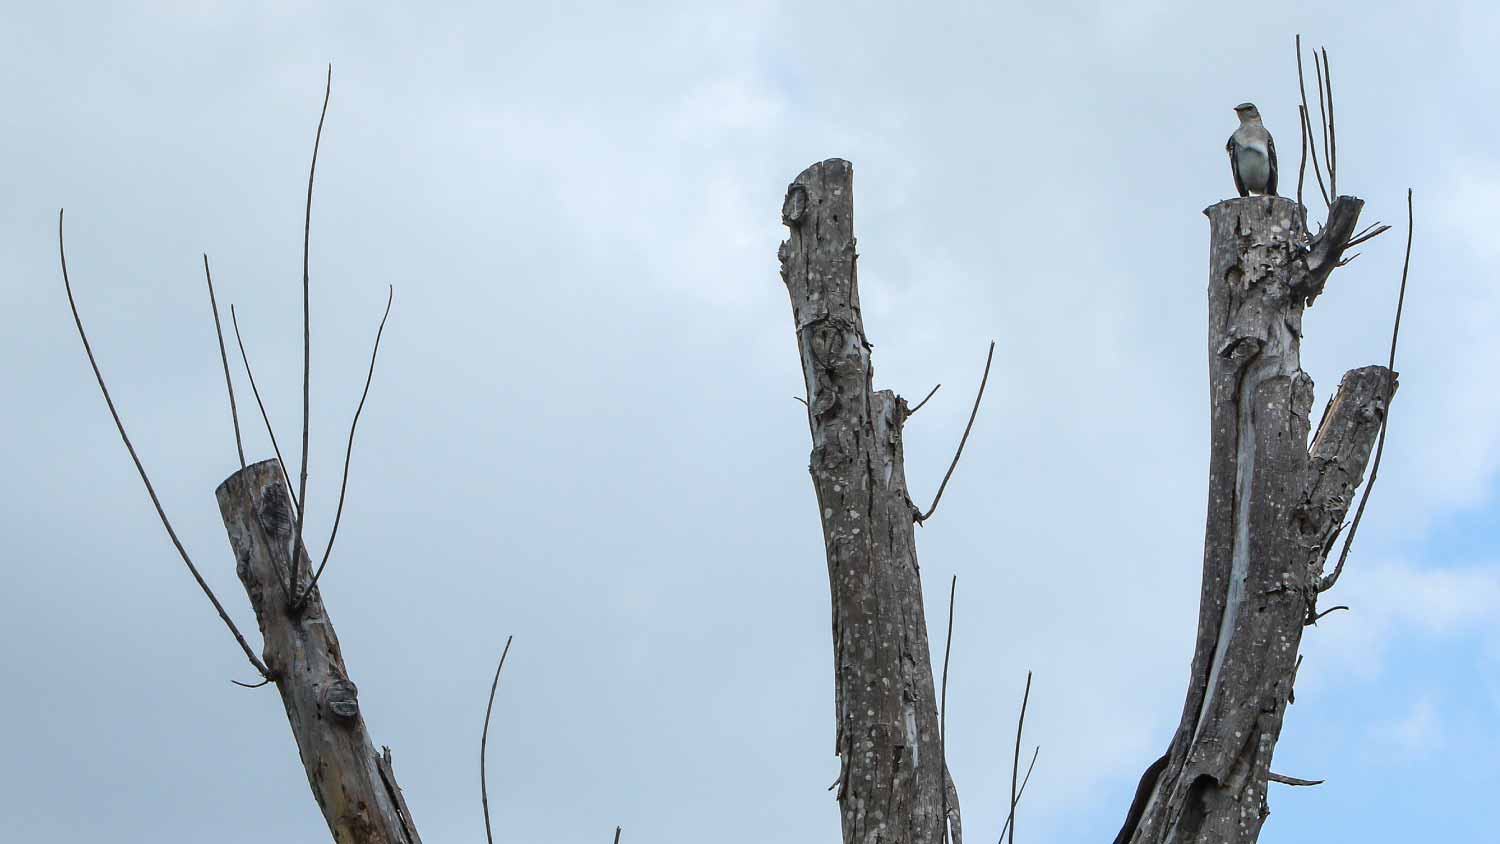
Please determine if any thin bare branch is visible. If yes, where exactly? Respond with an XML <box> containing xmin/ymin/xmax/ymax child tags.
<box><xmin>298</xmin><ymin>285</ymin><xmax>394</xmax><ymax>605</ymax></box>
<box><xmin>1289</xmin><ymin>653</ymin><xmax>1305</xmax><ymax>705</ymax></box>
<box><xmin>918</xmin><ymin>341</ymin><xmax>995</xmax><ymax>523</ymax></box>
<box><xmin>1344</xmin><ymin>223</ymin><xmax>1391</xmax><ymax>251</ymax></box>
<box><xmin>1321</xmin><ymin>189</ymin><xmax>1413</xmax><ymax>593</ymax></box>
<box><xmin>231</xmin><ymin>677</ymin><xmax>273</xmax><ymax>689</ymax></box>
<box><xmin>1296</xmin><ymin>103</ymin><xmax>1308</xmax><ymax>208</ymax></box>
<box><xmin>1268</xmin><ymin>772</ymin><xmax>1325</xmax><ymax>787</ymax></box>
<box><xmin>909</xmin><ymin>383</ymin><xmax>942</xmax><ymax>416</ymax></box>
<box><xmin>1295</xmin><ymin>35</ymin><xmax>1330</xmax><ymax>208</ymax></box>
<box><xmin>211</xmin><ymin>262</ymin><xmax>292</xmax><ymax>603</ymax></box>
<box><xmin>230</xmin><ymin>305</ymin><xmax>297</xmax><ymax>510</ymax></box>
<box><xmin>1308</xmin><ymin>605</ymin><xmax>1350</xmax><ymax>624</ymax></box>
<box><xmin>1008</xmin><ymin>670</ymin><xmax>1032</xmax><ymax>844</ymax></box>
<box><xmin>203</xmin><ymin>255</ymin><xmax>246</xmax><ymax>467</ymax></box>
<box><xmin>1313</xmin><ymin>52</ymin><xmax>1331</xmax><ymax>196</ymax></box>
<box><xmin>1336</xmin><ymin>252</ymin><xmax>1361</xmax><ymax>268</ymax></box>
<box><xmin>940</xmin><ymin>574</ymin><xmax>957</xmax><ymax>844</ymax></box>
<box><xmin>480</xmin><ymin>635</ymin><xmax>513</xmax><ymax>844</ymax></box>
<box><xmin>291</xmin><ymin>64</ymin><xmax>332</xmax><ymax>598</ymax></box>
<box><xmin>996</xmin><ymin>746</ymin><xmax>1038</xmax><ymax>844</ymax></box>
<box><xmin>1322</xmin><ymin>47</ymin><xmax>1336</xmax><ymax>197</ymax></box>
<box><xmin>58</xmin><ymin>210</ymin><xmax>268</xmax><ymax>678</ymax></box>
<box><xmin>1301</xmin><ymin>105</ymin><xmax>1330</xmax><ymax>209</ymax></box>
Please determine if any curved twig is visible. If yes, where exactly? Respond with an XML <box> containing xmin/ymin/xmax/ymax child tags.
<box><xmin>1295</xmin><ymin>36</ymin><xmax>1306</xmax><ymax>206</ymax></box>
<box><xmin>231</xmin><ymin>677</ymin><xmax>274</xmax><ymax>689</ymax></box>
<box><xmin>1321</xmin><ymin>189</ymin><xmax>1413</xmax><ymax>593</ymax></box>
<box><xmin>1314</xmin><ymin>52</ymin><xmax>1331</xmax><ymax>196</ymax></box>
<box><xmin>1294</xmin><ymin>36</ymin><xmax>1330</xmax><ymax>208</ymax></box>
<box><xmin>1296</xmin><ymin>103</ymin><xmax>1308</xmax><ymax>208</ymax></box>
<box><xmin>229</xmin><ymin>305</ymin><xmax>297</xmax><ymax>509</ymax></box>
<box><xmin>909</xmin><ymin>383</ymin><xmax>942</xmax><ymax>416</ymax></box>
<box><xmin>939</xmin><ymin>574</ymin><xmax>957</xmax><ymax>844</ymax></box>
<box><xmin>919</xmin><ymin>342</ymin><xmax>995</xmax><ymax>523</ymax></box>
<box><xmin>480</xmin><ymin>635</ymin><xmax>514</xmax><ymax>844</ymax></box>
<box><xmin>291</xmin><ymin>64</ymin><xmax>332</xmax><ymax>598</ymax></box>
<box><xmin>58</xmin><ymin>210</ymin><xmax>268</xmax><ymax>678</ymax></box>
<box><xmin>203</xmin><ymin>255</ymin><xmax>245</xmax><ymax>467</ymax></box>
<box><xmin>1268</xmin><ymin>771</ymin><xmax>1324</xmax><ymax>787</ymax></box>
<box><xmin>1308</xmin><ymin>605</ymin><xmax>1350</xmax><ymax>624</ymax></box>
<box><xmin>1322</xmin><ymin>47</ymin><xmax>1336</xmax><ymax>198</ymax></box>
<box><xmin>298</xmin><ymin>285</ymin><xmax>394</xmax><ymax>605</ymax></box>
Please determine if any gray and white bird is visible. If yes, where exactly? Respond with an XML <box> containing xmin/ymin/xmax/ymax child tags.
<box><xmin>1227</xmin><ymin>102</ymin><xmax>1278</xmax><ymax>197</ymax></box>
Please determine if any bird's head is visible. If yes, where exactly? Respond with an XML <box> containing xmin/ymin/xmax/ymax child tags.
<box><xmin>1234</xmin><ymin>102</ymin><xmax>1262</xmax><ymax>123</ymax></box>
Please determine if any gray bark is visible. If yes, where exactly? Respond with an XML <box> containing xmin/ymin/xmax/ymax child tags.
<box><xmin>1124</xmin><ymin>196</ymin><xmax>1394</xmax><ymax>844</ymax></box>
<box><xmin>779</xmin><ymin>159</ymin><xmax>959</xmax><ymax>844</ymax></box>
<box><xmin>217</xmin><ymin>459</ymin><xmax>422</xmax><ymax>844</ymax></box>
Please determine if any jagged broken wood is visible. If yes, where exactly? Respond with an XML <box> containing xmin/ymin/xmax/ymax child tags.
<box><xmin>779</xmin><ymin>158</ymin><xmax>961</xmax><ymax>844</ymax></box>
<box><xmin>1122</xmin><ymin>195</ymin><xmax>1394</xmax><ymax>844</ymax></box>
<box><xmin>217</xmin><ymin>459</ymin><xmax>422</xmax><ymax>844</ymax></box>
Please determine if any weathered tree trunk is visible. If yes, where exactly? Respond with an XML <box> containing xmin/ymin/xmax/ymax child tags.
<box><xmin>217</xmin><ymin>459</ymin><xmax>422</xmax><ymax>844</ymax></box>
<box><xmin>1123</xmin><ymin>196</ymin><xmax>1394</xmax><ymax>844</ymax></box>
<box><xmin>779</xmin><ymin>159</ymin><xmax>960</xmax><ymax>844</ymax></box>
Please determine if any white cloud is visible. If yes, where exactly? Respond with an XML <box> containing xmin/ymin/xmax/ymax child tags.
<box><xmin>1302</xmin><ymin>557</ymin><xmax>1500</xmax><ymax>681</ymax></box>
<box><xmin>1375</xmin><ymin>696</ymin><xmax>1442</xmax><ymax>754</ymax></box>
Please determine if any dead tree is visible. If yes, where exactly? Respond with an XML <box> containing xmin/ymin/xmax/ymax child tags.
<box><xmin>217</xmin><ymin>460</ymin><xmax>421</xmax><ymax>842</ymax></box>
<box><xmin>778</xmin><ymin>40</ymin><xmax>1410</xmax><ymax>844</ymax></box>
<box><xmin>58</xmin><ymin>69</ymin><xmax>481</xmax><ymax>844</ymax></box>
<box><xmin>778</xmin><ymin>158</ymin><xmax>990</xmax><ymax>844</ymax></box>
<box><xmin>60</xmin><ymin>41</ymin><xmax>1409</xmax><ymax>844</ymax></box>
<box><xmin>1116</xmin><ymin>41</ymin><xmax>1409</xmax><ymax>844</ymax></box>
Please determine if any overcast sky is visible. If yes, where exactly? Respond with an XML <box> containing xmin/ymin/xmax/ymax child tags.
<box><xmin>4</xmin><ymin>1</ymin><xmax>1498</xmax><ymax>842</ymax></box>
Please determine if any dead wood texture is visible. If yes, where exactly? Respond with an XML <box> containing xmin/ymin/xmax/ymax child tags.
<box><xmin>217</xmin><ymin>459</ymin><xmax>422</xmax><ymax>844</ymax></box>
<box><xmin>779</xmin><ymin>158</ymin><xmax>959</xmax><ymax>844</ymax></box>
<box><xmin>1124</xmin><ymin>196</ymin><xmax>1394</xmax><ymax>844</ymax></box>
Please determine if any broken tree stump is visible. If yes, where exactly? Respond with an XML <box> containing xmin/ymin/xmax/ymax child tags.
<box><xmin>217</xmin><ymin>459</ymin><xmax>421</xmax><ymax>844</ymax></box>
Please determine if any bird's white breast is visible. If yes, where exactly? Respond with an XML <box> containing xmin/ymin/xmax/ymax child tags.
<box><xmin>1234</xmin><ymin>136</ymin><xmax>1271</xmax><ymax>191</ymax></box>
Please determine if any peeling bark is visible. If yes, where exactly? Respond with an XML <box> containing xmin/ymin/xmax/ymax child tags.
<box><xmin>217</xmin><ymin>459</ymin><xmax>422</xmax><ymax>844</ymax></box>
<box><xmin>779</xmin><ymin>159</ymin><xmax>955</xmax><ymax>844</ymax></box>
<box><xmin>1125</xmin><ymin>196</ymin><xmax>1393</xmax><ymax>844</ymax></box>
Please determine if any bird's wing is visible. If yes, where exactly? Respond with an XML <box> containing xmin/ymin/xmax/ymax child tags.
<box><xmin>1227</xmin><ymin>135</ymin><xmax>1247</xmax><ymax>197</ymax></box>
<box><xmin>1266</xmin><ymin>132</ymin><xmax>1279</xmax><ymax>196</ymax></box>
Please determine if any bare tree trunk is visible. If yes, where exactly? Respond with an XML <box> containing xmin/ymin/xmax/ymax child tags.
<box><xmin>1123</xmin><ymin>196</ymin><xmax>1394</xmax><ymax>844</ymax></box>
<box><xmin>779</xmin><ymin>159</ymin><xmax>959</xmax><ymax>844</ymax></box>
<box><xmin>217</xmin><ymin>459</ymin><xmax>422</xmax><ymax>844</ymax></box>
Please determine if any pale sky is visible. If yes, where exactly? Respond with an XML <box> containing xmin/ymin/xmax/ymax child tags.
<box><xmin>3</xmin><ymin>2</ymin><xmax>1498</xmax><ymax>842</ymax></box>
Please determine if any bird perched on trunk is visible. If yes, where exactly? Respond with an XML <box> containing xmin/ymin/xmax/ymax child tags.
<box><xmin>1227</xmin><ymin>102</ymin><xmax>1278</xmax><ymax>197</ymax></box>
